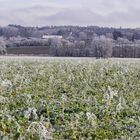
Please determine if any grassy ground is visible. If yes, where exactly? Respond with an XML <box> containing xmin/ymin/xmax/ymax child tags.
<box><xmin>0</xmin><ymin>58</ymin><xmax>140</xmax><ymax>139</ymax></box>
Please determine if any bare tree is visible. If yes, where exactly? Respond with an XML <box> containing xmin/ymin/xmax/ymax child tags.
<box><xmin>0</xmin><ymin>37</ymin><xmax>7</xmax><ymax>55</ymax></box>
<box><xmin>116</xmin><ymin>37</ymin><xmax>131</xmax><ymax>57</ymax></box>
<box><xmin>79</xmin><ymin>32</ymin><xmax>87</xmax><ymax>40</ymax></box>
<box><xmin>91</xmin><ymin>35</ymin><xmax>113</xmax><ymax>58</ymax></box>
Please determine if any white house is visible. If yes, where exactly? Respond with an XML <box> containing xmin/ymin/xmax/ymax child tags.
<box><xmin>42</xmin><ymin>35</ymin><xmax>63</xmax><ymax>39</ymax></box>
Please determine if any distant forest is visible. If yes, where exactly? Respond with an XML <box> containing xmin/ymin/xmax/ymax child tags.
<box><xmin>0</xmin><ymin>24</ymin><xmax>140</xmax><ymax>58</ymax></box>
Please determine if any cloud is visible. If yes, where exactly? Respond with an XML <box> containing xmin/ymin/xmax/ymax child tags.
<box><xmin>0</xmin><ymin>0</ymin><xmax>140</xmax><ymax>27</ymax></box>
<box><xmin>45</xmin><ymin>9</ymin><xmax>103</xmax><ymax>25</ymax></box>
<box><xmin>0</xmin><ymin>5</ymin><xmax>65</xmax><ymax>26</ymax></box>
<box><xmin>36</xmin><ymin>8</ymin><xmax>140</xmax><ymax>28</ymax></box>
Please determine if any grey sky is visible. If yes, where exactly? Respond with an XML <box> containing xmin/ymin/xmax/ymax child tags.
<box><xmin>0</xmin><ymin>0</ymin><xmax>140</xmax><ymax>28</ymax></box>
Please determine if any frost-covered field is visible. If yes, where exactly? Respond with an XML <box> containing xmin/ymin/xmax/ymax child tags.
<box><xmin>0</xmin><ymin>57</ymin><xmax>140</xmax><ymax>139</ymax></box>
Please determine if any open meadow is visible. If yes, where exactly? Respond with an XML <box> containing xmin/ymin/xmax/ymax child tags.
<box><xmin>0</xmin><ymin>57</ymin><xmax>140</xmax><ymax>139</ymax></box>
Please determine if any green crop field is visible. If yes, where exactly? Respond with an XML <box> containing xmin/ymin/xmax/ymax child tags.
<box><xmin>0</xmin><ymin>58</ymin><xmax>140</xmax><ymax>140</ymax></box>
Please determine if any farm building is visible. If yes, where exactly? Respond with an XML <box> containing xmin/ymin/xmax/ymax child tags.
<box><xmin>42</xmin><ymin>35</ymin><xmax>63</xmax><ymax>39</ymax></box>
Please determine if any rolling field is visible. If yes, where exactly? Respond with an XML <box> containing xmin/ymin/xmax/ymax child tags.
<box><xmin>0</xmin><ymin>57</ymin><xmax>140</xmax><ymax>139</ymax></box>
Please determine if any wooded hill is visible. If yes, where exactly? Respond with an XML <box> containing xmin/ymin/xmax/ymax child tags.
<box><xmin>0</xmin><ymin>25</ymin><xmax>140</xmax><ymax>57</ymax></box>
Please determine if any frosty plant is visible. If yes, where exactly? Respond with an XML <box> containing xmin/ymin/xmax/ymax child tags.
<box><xmin>0</xmin><ymin>59</ymin><xmax>139</xmax><ymax>139</ymax></box>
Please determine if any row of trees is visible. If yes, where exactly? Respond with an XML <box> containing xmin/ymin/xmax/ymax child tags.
<box><xmin>1</xmin><ymin>33</ymin><xmax>139</xmax><ymax>58</ymax></box>
<box><xmin>50</xmin><ymin>36</ymin><xmax>140</xmax><ymax>58</ymax></box>
<box><xmin>1</xmin><ymin>25</ymin><xmax>140</xmax><ymax>41</ymax></box>
<box><xmin>0</xmin><ymin>25</ymin><xmax>140</xmax><ymax>57</ymax></box>
<box><xmin>1</xmin><ymin>36</ymin><xmax>140</xmax><ymax>57</ymax></box>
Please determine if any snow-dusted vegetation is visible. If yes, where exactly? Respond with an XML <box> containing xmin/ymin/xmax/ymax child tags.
<box><xmin>0</xmin><ymin>58</ymin><xmax>140</xmax><ymax>139</ymax></box>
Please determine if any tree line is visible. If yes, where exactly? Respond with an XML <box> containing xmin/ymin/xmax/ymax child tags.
<box><xmin>0</xmin><ymin>25</ymin><xmax>140</xmax><ymax>58</ymax></box>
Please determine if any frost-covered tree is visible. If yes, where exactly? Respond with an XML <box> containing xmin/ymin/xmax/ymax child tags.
<box><xmin>91</xmin><ymin>35</ymin><xmax>113</xmax><ymax>58</ymax></box>
<box><xmin>0</xmin><ymin>37</ymin><xmax>7</xmax><ymax>55</ymax></box>
<box><xmin>79</xmin><ymin>32</ymin><xmax>87</xmax><ymax>40</ymax></box>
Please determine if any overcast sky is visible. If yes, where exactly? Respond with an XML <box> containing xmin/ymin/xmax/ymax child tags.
<box><xmin>0</xmin><ymin>0</ymin><xmax>140</xmax><ymax>28</ymax></box>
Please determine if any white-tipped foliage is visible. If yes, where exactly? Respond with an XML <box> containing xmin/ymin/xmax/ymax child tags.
<box><xmin>0</xmin><ymin>58</ymin><xmax>139</xmax><ymax>139</ymax></box>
